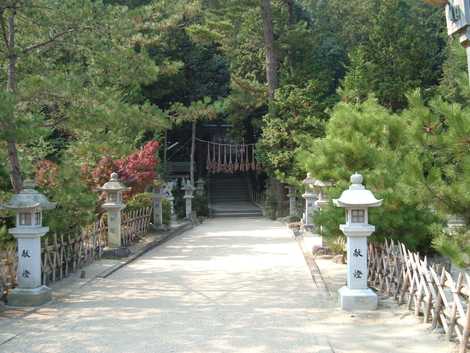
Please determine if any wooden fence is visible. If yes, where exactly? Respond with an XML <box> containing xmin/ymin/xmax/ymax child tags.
<box><xmin>0</xmin><ymin>206</ymin><xmax>152</xmax><ymax>299</ymax></box>
<box><xmin>369</xmin><ymin>240</ymin><xmax>470</xmax><ymax>353</ymax></box>
<box><xmin>121</xmin><ymin>207</ymin><xmax>152</xmax><ymax>247</ymax></box>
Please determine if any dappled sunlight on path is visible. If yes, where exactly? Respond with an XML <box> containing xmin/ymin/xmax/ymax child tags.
<box><xmin>0</xmin><ymin>217</ymin><xmax>453</xmax><ymax>353</ymax></box>
<box><xmin>0</xmin><ymin>218</ymin><xmax>331</xmax><ymax>353</ymax></box>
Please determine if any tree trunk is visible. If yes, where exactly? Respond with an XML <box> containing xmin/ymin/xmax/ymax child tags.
<box><xmin>285</xmin><ymin>0</ymin><xmax>295</xmax><ymax>76</ymax></box>
<box><xmin>261</xmin><ymin>0</ymin><xmax>278</xmax><ymax>101</ymax></box>
<box><xmin>6</xmin><ymin>8</ymin><xmax>22</xmax><ymax>192</ymax></box>
<box><xmin>190</xmin><ymin>121</ymin><xmax>196</xmax><ymax>186</ymax></box>
<box><xmin>285</xmin><ymin>0</ymin><xmax>295</xmax><ymax>26</ymax></box>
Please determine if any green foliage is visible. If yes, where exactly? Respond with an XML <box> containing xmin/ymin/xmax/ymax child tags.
<box><xmin>127</xmin><ymin>193</ymin><xmax>153</xmax><ymax>211</ymax></box>
<box><xmin>41</xmin><ymin>161</ymin><xmax>97</xmax><ymax>234</ymax></box>
<box><xmin>0</xmin><ymin>224</ymin><xmax>14</xmax><ymax>249</ymax></box>
<box><xmin>257</xmin><ymin>80</ymin><xmax>329</xmax><ymax>181</ymax></box>
<box><xmin>433</xmin><ymin>228</ymin><xmax>470</xmax><ymax>268</ymax></box>
<box><xmin>333</xmin><ymin>0</ymin><xmax>445</xmax><ymax>110</ymax></box>
<box><xmin>297</xmin><ymin>96</ymin><xmax>442</xmax><ymax>252</ymax></box>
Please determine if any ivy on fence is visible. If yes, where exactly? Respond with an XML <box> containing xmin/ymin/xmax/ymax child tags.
<box><xmin>369</xmin><ymin>240</ymin><xmax>470</xmax><ymax>353</ymax></box>
<box><xmin>0</xmin><ymin>206</ymin><xmax>152</xmax><ymax>299</ymax></box>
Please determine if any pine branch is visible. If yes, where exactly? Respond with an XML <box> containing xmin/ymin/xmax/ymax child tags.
<box><xmin>22</xmin><ymin>24</ymin><xmax>93</xmax><ymax>54</ymax></box>
<box><xmin>0</xmin><ymin>9</ymin><xmax>9</xmax><ymax>49</ymax></box>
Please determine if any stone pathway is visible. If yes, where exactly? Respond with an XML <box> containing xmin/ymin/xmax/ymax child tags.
<box><xmin>0</xmin><ymin>218</ymin><xmax>455</xmax><ymax>353</ymax></box>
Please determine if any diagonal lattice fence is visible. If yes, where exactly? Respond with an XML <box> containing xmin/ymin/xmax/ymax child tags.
<box><xmin>0</xmin><ymin>206</ymin><xmax>152</xmax><ymax>299</ymax></box>
<box><xmin>369</xmin><ymin>239</ymin><xmax>470</xmax><ymax>353</ymax></box>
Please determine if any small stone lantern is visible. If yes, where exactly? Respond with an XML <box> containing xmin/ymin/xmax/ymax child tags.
<box><xmin>196</xmin><ymin>179</ymin><xmax>205</xmax><ymax>196</ymax></box>
<box><xmin>2</xmin><ymin>180</ymin><xmax>56</xmax><ymax>306</ymax></box>
<box><xmin>286</xmin><ymin>186</ymin><xmax>297</xmax><ymax>217</ymax></box>
<box><xmin>314</xmin><ymin>179</ymin><xmax>332</xmax><ymax>210</ymax></box>
<box><xmin>182</xmin><ymin>180</ymin><xmax>195</xmax><ymax>220</ymax></box>
<box><xmin>334</xmin><ymin>173</ymin><xmax>382</xmax><ymax>311</ymax></box>
<box><xmin>314</xmin><ymin>179</ymin><xmax>332</xmax><ymax>237</ymax></box>
<box><xmin>151</xmin><ymin>182</ymin><xmax>165</xmax><ymax>230</ymax></box>
<box><xmin>302</xmin><ymin>173</ymin><xmax>318</xmax><ymax>229</ymax></box>
<box><xmin>97</xmin><ymin>173</ymin><xmax>130</xmax><ymax>252</ymax></box>
<box><xmin>165</xmin><ymin>181</ymin><xmax>176</xmax><ymax>219</ymax></box>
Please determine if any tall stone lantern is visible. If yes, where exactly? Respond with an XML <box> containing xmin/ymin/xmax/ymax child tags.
<box><xmin>97</xmin><ymin>173</ymin><xmax>130</xmax><ymax>253</ymax></box>
<box><xmin>196</xmin><ymin>179</ymin><xmax>205</xmax><ymax>196</ymax></box>
<box><xmin>151</xmin><ymin>182</ymin><xmax>164</xmax><ymax>230</ymax></box>
<box><xmin>314</xmin><ymin>179</ymin><xmax>332</xmax><ymax>210</ymax></box>
<box><xmin>2</xmin><ymin>180</ymin><xmax>56</xmax><ymax>306</ymax></box>
<box><xmin>302</xmin><ymin>173</ymin><xmax>317</xmax><ymax>229</ymax></box>
<box><xmin>314</xmin><ymin>179</ymin><xmax>332</xmax><ymax>236</ymax></box>
<box><xmin>334</xmin><ymin>173</ymin><xmax>382</xmax><ymax>311</ymax></box>
<box><xmin>182</xmin><ymin>180</ymin><xmax>195</xmax><ymax>220</ymax></box>
<box><xmin>165</xmin><ymin>181</ymin><xmax>176</xmax><ymax>218</ymax></box>
<box><xmin>286</xmin><ymin>186</ymin><xmax>297</xmax><ymax>217</ymax></box>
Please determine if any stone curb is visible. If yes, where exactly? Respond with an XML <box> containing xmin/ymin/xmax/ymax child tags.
<box><xmin>96</xmin><ymin>221</ymin><xmax>194</xmax><ymax>279</ymax></box>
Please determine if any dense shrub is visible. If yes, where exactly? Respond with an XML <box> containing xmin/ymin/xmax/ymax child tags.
<box><xmin>90</xmin><ymin>141</ymin><xmax>160</xmax><ymax>196</ymax></box>
<box><xmin>298</xmin><ymin>96</ymin><xmax>443</xmax><ymax>253</ymax></box>
<box><xmin>126</xmin><ymin>192</ymin><xmax>153</xmax><ymax>211</ymax></box>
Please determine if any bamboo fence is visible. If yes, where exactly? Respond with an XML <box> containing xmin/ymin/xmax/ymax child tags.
<box><xmin>0</xmin><ymin>206</ymin><xmax>152</xmax><ymax>298</ymax></box>
<box><xmin>121</xmin><ymin>207</ymin><xmax>152</xmax><ymax>247</ymax></box>
<box><xmin>369</xmin><ymin>239</ymin><xmax>470</xmax><ymax>353</ymax></box>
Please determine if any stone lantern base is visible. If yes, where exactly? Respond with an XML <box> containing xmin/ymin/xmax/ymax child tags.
<box><xmin>102</xmin><ymin>246</ymin><xmax>131</xmax><ymax>258</ymax></box>
<box><xmin>7</xmin><ymin>285</ymin><xmax>52</xmax><ymax>307</ymax></box>
<box><xmin>339</xmin><ymin>286</ymin><xmax>378</xmax><ymax>311</ymax></box>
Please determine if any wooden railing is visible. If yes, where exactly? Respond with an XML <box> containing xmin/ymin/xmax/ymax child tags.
<box><xmin>0</xmin><ymin>206</ymin><xmax>152</xmax><ymax>299</ymax></box>
<box><xmin>121</xmin><ymin>207</ymin><xmax>152</xmax><ymax>247</ymax></box>
<box><xmin>369</xmin><ymin>240</ymin><xmax>470</xmax><ymax>353</ymax></box>
<box><xmin>41</xmin><ymin>220</ymin><xmax>108</xmax><ymax>285</ymax></box>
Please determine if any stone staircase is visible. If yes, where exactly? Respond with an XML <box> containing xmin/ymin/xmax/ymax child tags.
<box><xmin>208</xmin><ymin>175</ymin><xmax>263</xmax><ymax>217</ymax></box>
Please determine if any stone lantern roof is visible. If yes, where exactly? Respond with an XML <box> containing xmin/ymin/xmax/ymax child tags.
<box><xmin>182</xmin><ymin>180</ymin><xmax>195</xmax><ymax>191</ymax></box>
<box><xmin>97</xmin><ymin>173</ymin><xmax>130</xmax><ymax>192</ymax></box>
<box><xmin>2</xmin><ymin>180</ymin><xmax>56</xmax><ymax>211</ymax></box>
<box><xmin>314</xmin><ymin>179</ymin><xmax>332</xmax><ymax>188</ymax></box>
<box><xmin>334</xmin><ymin>173</ymin><xmax>382</xmax><ymax>208</ymax></box>
<box><xmin>302</xmin><ymin>173</ymin><xmax>316</xmax><ymax>187</ymax></box>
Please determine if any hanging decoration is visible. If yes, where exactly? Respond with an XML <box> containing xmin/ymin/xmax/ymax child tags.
<box><xmin>196</xmin><ymin>138</ymin><xmax>262</xmax><ymax>174</ymax></box>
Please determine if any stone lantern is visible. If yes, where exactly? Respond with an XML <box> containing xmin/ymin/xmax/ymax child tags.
<box><xmin>97</xmin><ymin>173</ymin><xmax>130</xmax><ymax>252</ymax></box>
<box><xmin>314</xmin><ymin>179</ymin><xmax>332</xmax><ymax>237</ymax></box>
<box><xmin>314</xmin><ymin>179</ymin><xmax>332</xmax><ymax>210</ymax></box>
<box><xmin>2</xmin><ymin>180</ymin><xmax>56</xmax><ymax>306</ymax></box>
<box><xmin>286</xmin><ymin>186</ymin><xmax>297</xmax><ymax>217</ymax></box>
<box><xmin>151</xmin><ymin>182</ymin><xmax>165</xmax><ymax>230</ymax></box>
<box><xmin>334</xmin><ymin>173</ymin><xmax>382</xmax><ymax>311</ymax></box>
<box><xmin>196</xmin><ymin>179</ymin><xmax>205</xmax><ymax>196</ymax></box>
<box><xmin>302</xmin><ymin>173</ymin><xmax>317</xmax><ymax>229</ymax></box>
<box><xmin>165</xmin><ymin>181</ymin><xmax>176</xmax><ymax>220</ymax></box>
<box><xmin>182</xmin><ymin>180</ymin><xmax>195</xmax><ymax>220</ymax></box>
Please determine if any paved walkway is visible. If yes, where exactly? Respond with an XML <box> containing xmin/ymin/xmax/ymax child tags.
<box><xmin>0</xmin><ymin>218</ymin><xmax>455</xmax><ymax>353</ymax></box>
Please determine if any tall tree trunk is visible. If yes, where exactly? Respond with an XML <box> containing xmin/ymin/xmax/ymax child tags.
<box><xmin>285</xmin><ymin>0</ymin><xmax>295</xmax><ymax>76</ymax></box>
<box><xmin>261</xmin><ymin>0</ymin><xmax>278</xmax><ymax>101</ymax></box>
<box><xmin>5</xmin><ymin>8</ymin><xmax>22</xmax><ymax>193</ymax></box>
<box><xmin>190</xmin><ymin>121</ymin><xmax>196</xmax><ymax>186</ymax></box>
<box><xmin>284</xmin><ymin>0</ymin><xmax>294</xmax><ymax>25</ymax></box>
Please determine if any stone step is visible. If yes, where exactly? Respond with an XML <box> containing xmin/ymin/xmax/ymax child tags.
<box><xmin>212</xmin><ymin>212</ymin><xmax>262</xmax><ymax>218</ymax></box>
